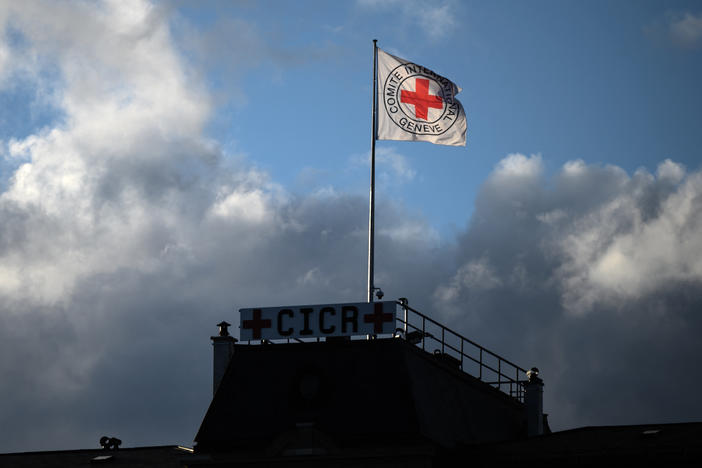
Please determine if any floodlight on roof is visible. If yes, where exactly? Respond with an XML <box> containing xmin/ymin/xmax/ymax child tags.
<box><xmin>405</xmin><ymin>331</ymin><xmax>425</xmax><ymax>345</ymax></box>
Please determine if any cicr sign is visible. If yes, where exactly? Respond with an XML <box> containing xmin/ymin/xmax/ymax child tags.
<box><xmin>239</xmin><ymin>301</ymin><xmax>397</xmax><ymax>341</ymax></box>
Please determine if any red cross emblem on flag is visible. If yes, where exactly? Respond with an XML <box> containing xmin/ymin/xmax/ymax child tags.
<box><xmin>377</xmin><ymin>47</ymin><xmax>466</xmax><ymax>146</ymax></box>
<box><xmin>401</xmin><ymin>78</ymin><xmax>443</xmax><ymax>120</ymax></box>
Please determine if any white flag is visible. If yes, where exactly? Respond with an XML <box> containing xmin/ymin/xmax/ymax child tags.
<box><xmin>377</xmin><ymin>48</ymin><xmax>466</xmax><ymax>146</ymax></box>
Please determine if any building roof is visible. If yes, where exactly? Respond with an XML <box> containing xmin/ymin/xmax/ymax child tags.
<box><xmin>195</xmin><ymin>337</ymin><xmax>526</xmax><ymax>454</ymax></box>
<box><xmin>460</xmin><ymin>422</ymin><xmax>702</xmax><ymax>467</ymax></box>
<box><xmin>0</xmin><ymin>445</ymin><xmax>194</xmax><ymax>467</ymax></box>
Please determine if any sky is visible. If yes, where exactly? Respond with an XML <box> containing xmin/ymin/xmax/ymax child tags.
<box><xmin>1</xmin><ymin>0</ymin><xmax>702</xmax><ymax>453</ymax></box>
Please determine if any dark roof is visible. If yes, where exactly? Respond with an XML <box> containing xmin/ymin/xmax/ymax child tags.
<box><xmin>460</xmin><ymin>422</ymin><xmax>702</xmax><ymax>467</ymax></box>
<box><xmin>195</xmin><ymin>338</ymin><xmax>525</xmax><ymax>454</ymax></box>
<box><xmin>7</xmin><ymin>424</ymin><xmax>701</xmax><ymax>468</ymax></box>
<box><xmin>0</xmin><ymin>445</ymin><xmax>194</xmax><ymax>467</ymax></box>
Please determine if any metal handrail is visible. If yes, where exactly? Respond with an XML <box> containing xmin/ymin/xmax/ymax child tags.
<box><xmin>239</xmin><ymin>298</ymin><xmax>528</xmax><ymax>402</ymax></box>
<box><xmin>395</xmin><ymin>298</ymin><xmax>527</xmax><ymax>403</ymax></box>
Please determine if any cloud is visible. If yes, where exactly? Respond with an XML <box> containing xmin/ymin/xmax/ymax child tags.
<box><xmin>356</xmin><ymin>0</ymin><xmax>457</xmax><ymax>41</ymax></box>
<box><xmin>434</xmin><ymin>256</ymin><xmax>502</xmax><ymax>303</ymax></box>
<box><xmin>0</xmin><ymin>37</ymin><xmax>9</xmax><ymax>82</ymax></box>
<box><xmin>556</xmin><ymin>163</ymin><xmax>702</xmax><ymax>314</ymax></box>
<box><xmin>0</xmin><ymin>0</ymin><xmax>211</xmax><ymax>306</ymax></box>
<box><xmin>434</xmin><ymin>154</ymin><xmax>702</xmax><ymax>429</ymax></box>
<box><xmin>494</xmin><ymin>153</ymin><xmax>543</xmax><ymax>179</ymax></box>
<box><xmin>351</xmin><ymin>146</ymin><xmax>417</xmax><ymax>185</ymax></box>
<box><xmin>174</xmin><ymin>13</ymin><xmax>342</xmax><ymax>107</ymax></box>
<box><xmin>439</xmin><ymin>155</ymin><xmax>700</xmax><ymax>316</ymax></box>
<box><xmin>647</xmin><ymin>11</ymin><xmax>702</xmax><ymax>49</ymax></box>
<box><xmin>376</xmin><ymin>147</ymin><xmax>417</xmax><ymax>182</ymax></box>
<box><xmin>669</xmin><ymin>12</ymin><xmax>702</xmax><ymax>49</ymax></box>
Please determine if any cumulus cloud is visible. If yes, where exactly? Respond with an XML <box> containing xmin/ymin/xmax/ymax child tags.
<box><xmin>556</xmin><ymin>163</ymin><xmax>702</xmax><ymax>313</ymax></box>
<box><xmin>440</xmin><ymin>155</ymin><xmax>700</xmax><ymax>316</ymax></box>
<box><xmin>434</xmin><ymin>154</ymin><xmax>702</xmax><ymax>429</ymax></box>
<box><xmin>1</xmin><ymin>0</ymin><xmax>210</xmax><ymax>305</ymax></box>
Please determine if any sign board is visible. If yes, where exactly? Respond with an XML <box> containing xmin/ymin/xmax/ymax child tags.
<box><xmin>239</xmin><ymin>301</ymin><xmax>397</xmax><ymax>341</ymax></box>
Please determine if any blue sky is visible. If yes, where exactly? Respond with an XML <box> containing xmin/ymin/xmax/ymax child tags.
<box><xmin>3</xmin><ymin>1</ymin><xmax>701</xmax><ymax>236</ymax></box>
<box><xmin>1</xmin><ymin>0</ymin><xmax>702</xmax><ymax>452</ymax></box>
<box><xmin>176</xmin><ymin>0</ymin><xmax>702</xmax><ymax>237</ymax></box>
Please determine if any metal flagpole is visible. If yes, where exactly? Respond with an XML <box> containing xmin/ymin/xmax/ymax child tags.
<box><xmin>367</xmin><ymin>39</ymin><xmax>378</xmax><ymax>303</ymax></box>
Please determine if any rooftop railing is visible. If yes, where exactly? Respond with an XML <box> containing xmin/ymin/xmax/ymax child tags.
<box><xmin>394</xmin><ymin>298</ymin><xmax>528</xmax><ymax>403</ymax></box>
<box><xmin>239</xmin><ymin>298</ymin><xmax>528</xmax><ymax>403</ymax></box>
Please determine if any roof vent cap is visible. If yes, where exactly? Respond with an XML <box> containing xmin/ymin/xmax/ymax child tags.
<box><xmin>526</xmin><ymin>367</ymin><xmax>540</xmax><ymax>383</ymax></box>
<box><xmin>99</xmin><ymin>436</ymin><xmax>122</xmax><ymax>450</ymax></box>
<box><xmin>216</xmin><ymin>321</ymin><xmax>231</xmax><ymax>337</ymax></box>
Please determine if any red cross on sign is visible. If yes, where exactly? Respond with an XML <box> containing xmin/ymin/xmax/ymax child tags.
<box><xmin>363</xmin><ymin>302</ymin><xmax>395</xmax><ymax>334</ymax></box>
<box><xmin>239</xmin><ymin>301</ymin><xmax>396</xmax><ymax>340</ymax></box>
<box><xmin>242</xmin><ymin>308</ymin><xmax>272</xmax><ymax>339</ymax></box>
<box><xmin>400</xmin><ymin>78</ymin><xmax>443</xmax><ymax>120</ymax></box>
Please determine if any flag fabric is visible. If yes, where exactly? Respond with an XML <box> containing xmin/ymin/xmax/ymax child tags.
<box><xmin>376</xmin><ymin>48</ymin><xmax>467</xmax><ymax>146</ymax></box>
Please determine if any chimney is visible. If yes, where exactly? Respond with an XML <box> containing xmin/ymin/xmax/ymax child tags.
<box><xmin>525</xmin><ymin>367</ymin><xmax>544</xmax><ymax>437</ymax></box>
<box><xmin>211</xmin><ymin>321</ymin><xmax>236</xmax><ymax>396</ymax></box>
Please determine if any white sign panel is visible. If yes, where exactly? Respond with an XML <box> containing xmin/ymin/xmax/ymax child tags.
<box><xmin>239</xmin><ymin>301</ymin><xmax>397</xmax><ymax>341</ymax></box>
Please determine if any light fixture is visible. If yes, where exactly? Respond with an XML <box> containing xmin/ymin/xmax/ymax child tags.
<box><xmin>526</xmin><ymin>367</ymin><xmax>540</xmax><ymax>383</ymax></box>
<box><xmin>405</xmin><ymin>331</ymin><xmax>424</xmax><ymax>344</ymax></box>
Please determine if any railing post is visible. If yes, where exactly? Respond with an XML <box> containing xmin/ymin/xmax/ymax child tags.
<box><xmin>399</xmin><ymin>297</ymin><xmax>409</xmax><ymax>334</ymax></box>
<box><xmin>479</xmin><ymin>348</ymin><xmax>483</xmax><ymax>379</ymax></box>
<box><xmin>497</xmin><ymin>359</ymin><xmax>501</xmax><ymax>390</ymax></box>
<box><xmin>422</xmin><ymin>316</ymin><xmax>426</xmax><ymax>351</ymax></box>
<box><xmin>515</xmin><ymin>368</ymin><xmax>519</xmax><ymax>399</ymax></box>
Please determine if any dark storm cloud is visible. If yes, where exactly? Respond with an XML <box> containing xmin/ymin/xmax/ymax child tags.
<box><xmin>432</xmin><ymin>155</ymin><xmax>702</xmax><ymax>429</ymax></box>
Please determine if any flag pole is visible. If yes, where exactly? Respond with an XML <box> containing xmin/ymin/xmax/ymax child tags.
<box><xmin>367</xmin><ymin>39</ymin><xmax>378</xmax><ymax>303</ymax></box>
